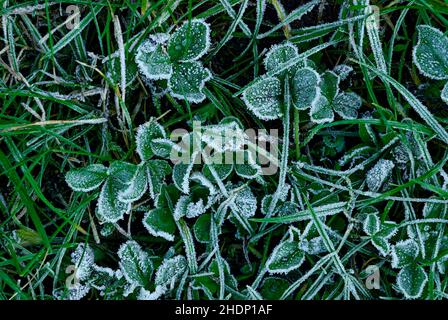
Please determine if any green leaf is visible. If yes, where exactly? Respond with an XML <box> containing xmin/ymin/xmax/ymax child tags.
<box><xmin>234</xmin><ymin>150</ymin><xmax>261</xmax><ymax>179</ymax></box>
<box><xmin>363</xmin><ymin>213</ymin><xmax>380</xmax><ymax>236</ymax></box>
<box><xmin>108</xmin><ymin>161</ymin><xmax>138</xmax><ymax>185</ymax></box>
<box><xmin>118</xmin><ymin>164</ymin><xmax>148</xmax><ymax>203</ymax></box>
<box><xmin>203</xmin><ymin>161</ymin><xmax>233</xmax><ymax>181</ymax></box>
<box><xmin>143</xmin><ymin>207</ymin><xmax>176</xmax><ymax>241</ymax></box>
<box><xmin>266</xmin><ymin>240</ymin><xmax>305</xmax><ymax>274</ymax></box>
<box><xmin>413</xmin><ymin>25</ymin><xmax>448</xmax><ymax>80</ymax></box>
<box><xmin>292</xmin><ymin>67</ymin><xmax>321</xmax><ymax>110</ymax></box>
<box><xmin>136</xmin><ymin>119</ymin><xmax>166</xmax><ymax>161</ymax></box>
<box><xmin>310</xmin><ymin>95</ymin><xmax>334</xmax><ymax>123</ymax></box>
<box><xmin>397</xmin><ymin>264</ymin><xmax>428</xmax><ymax>299</ymax></box>
<box><xmin>168</xmin><ymin>61</ymin><xmax>212</xmax><ymax>103</ymax></box>
<box><xmin>151</xmin><ymin>138</ymin><xmax>178</xmax><ymax>159</ymax></box>
<box><xmin>193</xmin><ymin>213</ymin><xmax>211</xmax><ymax>243</ymax></box>
<box><xmin>147</xmin><ymin>160</ymin><xmax>172</xmax><ymax>200</ymax></box>
<box><xmin>168</xmin><ymin>19</ymin><xmax>211</xmax><ymax>62</ymax></box>
<box><xmin>65</xmin><ymin>164</ymin><xmax>108</xmax><ymax>192</ymax></box>
<box><xmin>173</xmin><ymin>160</ymin><xmax>196</xmax><ymax>194</ymax></box>
<box><xmin>264</xmin><ymin>42</ymin><xmax>300</xmax><ymax>74</ymax></box>
<box><xmin>260</xmin><ymin>277</ymin><xmax>290</xmax><ymax>300</ymax></box>
<box><xmin>332</xmin><ymin>92</ymin><xmax>362</xmax><ymax>119</ymax></box>
<box><xmin>136</xmin><ymin>43</ymin><xmax>172</xmax><ymax>80</ymax></box>
<box><xmin>371</xmin><ymin>236</ymin><xmax>390</xmax><ymax>256</ymax></box>
<box><xmin>242</xmin><ymin>77</ymin><xmax>282</xmax><ymax>120</ymax></box>
<box><xmin>117</xmin><ymin>240</ymin><xmax>153</xmax><ymax>290</ymax></box>
<box><xmin>155</xmin><ymin>255</ymin><xmax>188</xmax><ymax>289</ymax></box>
<box><xmin>97</xmin><ymin>178</ymin><xmax>131</xmax><ymax>223</ymax></box>
<box><xmin>320</xmin><ymin>70</ymin><xmax>340</xmax><ymax>101</ymax></box>
<box><xmin>174</xmin><ymin>195</ymin><xmax>206</xmax><ymax>220</ymax></box>
<box><xmin>391</xmin><ymin>239</ymin><xmax>419</xmax><ymax>268</ymax></box>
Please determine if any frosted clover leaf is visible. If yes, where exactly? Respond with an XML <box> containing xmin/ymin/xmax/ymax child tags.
<box><xmin>155</xmin><ymin>255</ymin><xmax>188</xmax><ymax>290</ymax></box>
<box><xmin>143</xmin><ymin>185</ymin><xmax>179</xmax><ymax>241</ymax></box>
<box><xmin>362</xmin><ymin>211</ymin><xmax>397</xmax><ymax>256</ymax></box>
<box><xmin>391</xmin><ymin>239</ymin><xmax>428</xmax><ymax>299</ymax></box>
<box><xmin>413</xmin><ymin>25</ymin><xmax>448</xmax><ymax>105</ymax></box>
<box><xmin>413</xmin><ymin>25</ymin><xmax>448</xmax><ymax>80</ymax></box>
<box><xmin>242</xmin><ymin>42</ymin><xmax>321</xmax><ymax>120</ymax></box>
<box><xmin>310</xmin><ymin>70</ymin><xmax>362</xmax><ymax>123</ymax></box>
<box><xmin>117</xmin><ymin>241</ymin><xmax>153</xmax><ymax>296</ymax></box>
<box><xmin>71</xmin><ymin>243</ymin><xmax>95</xmax><ymax>282</ymax></box>
<box><xmin>136</xmin><ymin>19</ymin><xmax>212</xmax><ymax>103</ymax></box>
<box><xmin>65</xmin><ymin>161</ymin><xmax>136</xmax><ymax>223</ymax></box>
<box><xmin>266</xmin><ymin>227</ymin><xmax>305</xmax><ymax>274</ymax></box>
<box><xmin>65</xmin><ymin>164</ymin><xmax>108</xmax><ymax>192</ymax></box>
<box><xmin>119</xmin><ymin>119</ymin><xmax>172</xmax><ymax>203</ymax></box>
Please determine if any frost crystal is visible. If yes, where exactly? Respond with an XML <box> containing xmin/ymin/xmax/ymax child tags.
<box><xmin>136</xmin><ymin>119</ymin><xmax>166</xmax><ymax>161</ymax></box>
<box><xmin>135</xmin><ymin>43</ymin><xmax>172</xmax><ymax>80</ymax></box>
<box><xmin>167</xmin><ymin>19</ymin><xmax>211</xmax><ymax>62</ymax></box>
<box><xmin>397</xmin><ymin>265</ymin><xmax>428</xmax><ymax>299</ymax></box>
<box><xmin>366</xmin><ymin>159</ymin><xmax>395</xmax><ymax>192</ymax></box>
<box><xmin>264</xmin><ymin>42</ymin><xmax>299</xmax><ymax>74</ymax></box>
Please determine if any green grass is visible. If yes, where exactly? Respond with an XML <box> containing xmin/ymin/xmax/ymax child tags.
<box><xmin>1</xmin><ymin>0</ymin><xmax>448</xmax><ymax>300</ymax></box>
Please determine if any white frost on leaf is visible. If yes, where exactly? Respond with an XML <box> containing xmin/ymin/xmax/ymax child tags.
<box><xmin>332</xmin><ymin>92</ymin><xmax>362</xmax><ymax>120</ymax></box>
<box><xmin>136</xmin><ymin>119</ymin><xmax>166</xmax><ymax>161</ymax></box>
<box><xmin>391</xmin><ymin>239</ymin><xmax>419</xmax><ymax>269</ymax></box>
<box><xmin>263</xmin><ymin>42</ymin><xmax>299</xmax><ymax>73</ymax></box>
<box><xmin>242</xmin><ymin>77</ymin><xmax>282</xmax><ymax>121</ymax></box>
<box><xmin>143</xmin><ymin>208</ymin><xmax>176</xmax><ymax>241</ymax></box>
<box><xmin>397</xmin><ymin>265</ymin><xmax>428</xmax><ymax>299</ymax></box>
<box><xmin>333</xmin><ymin>64</ymin><xmax>353</xmax><ymax>80</ymax></box>
<box><xmin>168</xmin><ymin>61</ymin><xmax>212</xmax><ymax>103</ymax></box>
<box><xmin>118</xmin><ymin>163</ymin><xmax>148</xmax><ymax>203</ymax></box>
<box><xmin>266</xmin><ymin>240</ymin><xmax>305</xmax><ymax>274</ymax></box>
<box><xmin>117</xmin><ymin>240</ymin><xmax>153</xmax><ymax>292</ymax></box>
<box><xmin>97</xmin><ymin>179</ymin><xmax>131</xmax><ymax>223</ymax></box>
<box><xmin>167</xmin><ymin>19</ymin><xmax>211</xmax><ymax>62</ymax></box>
<box><xmin>155</xmin><ymin>255</ymin><xmax>188</xmax><ymax>290</ymax></box>
<box><xmin>292</xmin><ymin>67</ymin><xmax>321</xmax><ymax>110</ymax></box>
<box><xmin>366</xmin><ymin>159</ymin><xmax>395</xmax><ymax>192</ymax></box>
<box><xmin>65</xmin><ymin>164</ymin><xmax>108</xmax><ymax>192</ymax></box>
<box><xmin>310</xmin><ymin>95</ymin><xmax>334</xmax><ymax>124</ymax></box>
<box><xmin>441</xmin><ymin>81</ymin><xmax>448</xmax><ymax>104</ymax></box>
<box><xmin>71</xmin><ymin>243</ymin><xmax>95</xmax><ymax>282</ymax></box>
<box><xmin>233</xmin><ymin>186</ymin><xmax>257</xmax><ymax>218</ymax></box>
<box><xmin>413</xmin><ymin>25</ymin><xmax>448</xmax><ymax>80</ymax></box>
<box><xmin>135</xmin><ymin>42</ymin><xmax>173</xmax><ymax>80</ymax></box>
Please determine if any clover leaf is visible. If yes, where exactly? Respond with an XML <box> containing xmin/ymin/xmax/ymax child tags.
<box><xmin>136</xmin><ymin>19</ymin><xmax>212</xmax><ymax>103</ymax></box>
<box><xmin>310</xmin><ymin>70</ymin><xmax>362</xmax><ymax>123</ymax></box>
<box><xmin>241</xmin><ymin>43</ymin><xmax>321</xmax><ymax>120</ymax></box>
<box><xmin>391</xmin><ymin>239</ymin><xmax>428</xmax><ymax>299</ymax></box>
<box><xmin>362</xmin><ymin>211</ymin><xmax>397</xmax><ymax>256</ymax></box>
